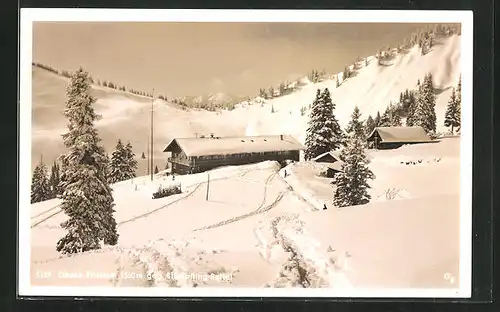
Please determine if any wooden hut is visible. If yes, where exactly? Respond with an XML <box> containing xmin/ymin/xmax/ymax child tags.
<box><xmin>312</xmin><ymin>151</ymin><xmax>344</xmax><ymax>178</ymax></box>
<box><xmin>163</xmin><ymin>134</ymin><xmax>304</xmax><ymax>175</ymax></box>
<box><xmin>366</xmin><ymin>126</ymin><xmax>433</xmax><ymax>149</ymax></box>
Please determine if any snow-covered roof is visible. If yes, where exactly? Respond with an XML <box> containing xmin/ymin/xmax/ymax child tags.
<box><xmin>163</xmin><ymin>135</ymin><xmax>305</xmax><ymax>157</ymax></box>
<box><xmin>312</xmin><ymin>151</ymin><xmax>342</xmax><ymax>163</ymax></box>
<box><xmin>326</xmin><ymin>161</ymin><xmax>344</xmax><ymax>172</ymax></box>
<box><xmin>367</xmin><ymin>126</ymin><xmax>432</xmax><ymax>143</ymax></box>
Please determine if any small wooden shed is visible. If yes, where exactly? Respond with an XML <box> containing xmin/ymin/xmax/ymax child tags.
<box><xmin>312</xmin><ymin>151</ymin><xmax>344</xmax><ymax>178</ymax></box>
<box><xmin>366</xmin><ymin>126</ymin><xmax>433</xmax><ymax>149</ymax></box>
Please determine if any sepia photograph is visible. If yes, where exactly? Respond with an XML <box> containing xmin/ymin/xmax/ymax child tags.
<box><xmin>19</xmin><ymin>9</ymin><xmax>473</xmax><ymax>298</ymax></box>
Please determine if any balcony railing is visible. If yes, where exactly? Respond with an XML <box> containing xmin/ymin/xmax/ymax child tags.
<box><xmin>168</xmin><ymin>157</ymin><xmax>191</xmax><ymax>166</ymax></box>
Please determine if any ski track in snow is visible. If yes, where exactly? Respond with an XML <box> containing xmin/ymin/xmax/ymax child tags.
<box><xmin>193</xmin><ymin>172</ymin><xmax>280</xmax><ymax>231</ymax></box>
<box><xmin>30</xmin><ymin>168</ymin><xmax>256</xmax><ymax>229</ymax></box>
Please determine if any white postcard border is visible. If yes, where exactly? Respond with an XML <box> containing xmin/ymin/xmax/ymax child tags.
<box><xmin>19</xmin><ymin>8</ymin><xmax>474</xmax><ymax>298</ymax></box>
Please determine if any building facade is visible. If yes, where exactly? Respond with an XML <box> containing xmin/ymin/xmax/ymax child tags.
<box><xmin>163</xmin><ymin>134</ymin><xmax>304</xmax><ymax>175</ymax></box>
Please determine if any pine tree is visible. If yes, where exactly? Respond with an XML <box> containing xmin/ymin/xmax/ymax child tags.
<box><xmin>392</xmin><ymin>107</ymin><xmax>402</xmax><ymax>126</ymax></box>
<box><xmin>268</xmin><ymin>87</ymin><xmax>274</xmax><ymax>98</ymax></box>
<box><xmin>56</xmin><ymin>67</ymin><xmax>118</xmax><ymax>255</ymax></box>
<box><xmin>259</xmin><ymin>88</ymin><xmax>267</xmax><ymax>99</ymax></box>
<box><xmin>444</xmin><ymin>87</ymin><xmax>461</xmax><ymax>134</ymax></box>
<box><xmin>304</xmin><ymin>89</ymin><xmax>344</xmax><ymax>160</ymax></box>
<box><xmin>48</xmin><ymin>161</ymin><xmax>61</xmax><ymax>198</ymax></box>
<box><xmin>412</xmin><ymin>73</ymin><xmax>437</xmax><ymax>134</ymax></box>
<box><xmin>406</xmin><ymin>90</ymin><xmax>417</xmax><ymax>126</ymax></box>
<box><xmin>379</xmin><ymin>107</ymin><xmax>392</xmax><ymax>127</ymax></box>
<box><xmin>271</xmin><ymin>105</ymin><xmax>275</xmax><ymax>113</ymax></box>
<box><xmin>154</xmin><ymin>165</ymin><xmax>159</xmax><ymax>174</ymax></box>
<box><xmin>141</xmin><ymin>152</ymin><xmax>146</xmax><ymax>159</ymax></box>
<box><xmin>365</xmin><ymin>115</ymin><xmax>376</xmax><ymax>137</ymax></box>
<box><xmin>333</xmin><ymin>135</ymin><xmax>375</xmax><ymax>207</ymax></box>
<box><xmin>31</xmin><ymin>162</ymin><xmax>51</xmax><ymax>203</ymax></box>
<box><xmin>108</xmin><ymin>139</ymin><xmax>128</xmax><ymax>183</ymax></box>
<box><xmin>103</xmin><ymin>153</ymin><xmax>111</xmax><ymax>182</ymax></box>
<box><xmin>345</xmin><ymin>106</ymin><xmax>365</xmax><ymax>140</ymax></box>
<box><xmin>124</xmin><ymin>142</ymin><xmax>138</xmax><ymax>179</ymax></box>
<box><xmin>384</xmin><ymin>102</ymin><xmax>403</xmax><ymax>127</ymax></box>
<box><xmin>279</xmin><ymin>83</ymin><xmax>286</xmax><ymax>96</ymax></box>
<box><xmin>374</xmin><ymin>111</ymin><xmax>381</xmax><ymax>127</ymax></box>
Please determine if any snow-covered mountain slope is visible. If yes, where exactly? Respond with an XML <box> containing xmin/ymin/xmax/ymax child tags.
<box><xmin>30</xmin><ymin>35</ymin><xmax>461</xmax><ymax>173</ymax></box>
<box><xmin>241</xmin><ymin>35</ymin><xmax>461</xmax><ymax>143</ymax></box>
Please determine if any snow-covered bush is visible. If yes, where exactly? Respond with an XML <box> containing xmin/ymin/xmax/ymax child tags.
<box><xmin>152</xmin><ymin>184</ymin><xmax>182</xmax><ymax>199</ymax></box>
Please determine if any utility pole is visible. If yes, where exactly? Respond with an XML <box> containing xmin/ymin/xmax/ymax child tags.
<box><xmin>150</xmin><ymin>88</ymin><xmax>155</xmax><ymax>182</ymax></box>
<box><xmin>206</xmin><ymin>173</ymin><xmax>210</xmax><ymax>201</ymax></box>
<box><xmin>147</xmin><ymin>136</ymin><xmax>150</xmax><ymax>175</ymax></box>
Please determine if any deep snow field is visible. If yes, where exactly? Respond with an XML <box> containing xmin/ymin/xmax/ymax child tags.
<box><xmin>30</xmin><ymin>137</ymin><xmax>460</xmax><ymax>289</ymax></box>
<box><xmin>28</xmin><ymin>34</ymin><xmax>463</xmax><ymax>290</ymax></box>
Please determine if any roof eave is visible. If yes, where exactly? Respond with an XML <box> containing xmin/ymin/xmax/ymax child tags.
<box><xmin>162</xmin><ymin>138</ymin><xmax>178</xmax><ymax>153</ymax></box>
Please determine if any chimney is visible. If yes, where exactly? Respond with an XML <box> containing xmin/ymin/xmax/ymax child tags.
<box><xmin>280</xmin><ymin>134</ymin><xmax>283</xmax><ymax>140</ymax></box>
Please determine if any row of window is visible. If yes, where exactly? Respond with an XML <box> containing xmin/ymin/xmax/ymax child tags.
<box><xmin>198</xmin><ymin>151</ymin><xmax>293</xmax><ymax>160</ymax></box>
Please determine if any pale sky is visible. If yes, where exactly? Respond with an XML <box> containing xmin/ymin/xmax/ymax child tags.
<box><xmin>33</xmin><ymin>22</ymin><xmax>432</xmax><ymax>98</ymax></box>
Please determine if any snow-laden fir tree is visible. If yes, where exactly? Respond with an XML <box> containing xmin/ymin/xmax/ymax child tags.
<box><xmin>444</xmin><ymin>87</ymin><xmax>461</xmax><ymax>134</ymax></box>
<box><xmin>103</xmin><ymin>153</ymin><xmax>111</xmax><ymax>182</ymax></box>
<box><xmin>268</xmin><ymin>87</ymin><xmax>274</xmax><ymax>98</ymax></box>
<box><xmin>345</xmin><ymin>106</ymin><xmax>365</xmax><ymax>140</ymax></box>
<box><xmin>56</xmin><ymin>67</ymin><xmax>118</xmax><ymax>255</ymax></box>
<box><xmin>412</xmin><ymin>73</ymin><xmax>437</xmax><ymax>134</ymax></box>
<box><xmin>378</xmin><ymin>106</ymin><xmax>392</xmax><ymax>127</ymax></box>
<box><xmin>333</xmin><ymin>133</ymin><xmax>375</xmax><ymax>207</ymax></box>
<box><xmin>365</xmin><ymin>115</ymin><xmax>376</xmax><ymax>137</ymax></box>
<box><xmin>107</xmin><ymin>139</ymin><xmax>128</xmax><ymax>183</ymax></box>
<box><xmin>456</xmin><ymin>75</ymin><xmax>462</xmax><ymax>110</ymax></box>
<box><xmin>31</xmin><ymin>162</ymin><xmax>51</xmax><ymax>203</ymax></box>
<box><xmin>154</xmin><ymin>165</ymin><xmax>159</xmax><ymax>174</ymax></box>
<box><xmin>304</xmin><ymin>88</ymin><xmax>344</xmax><ymax>160</ymax></box>
<box><xmin>124</xmin><ymin>142</ymin><xmax>138</xmax><ymax>179</ymax></box>
<box><xmin>384</xmin><ymin>102</ymin><xmax>403</xmax><ymax>127</ymax></box>
<box><xmin>402</xmin><ymin>89</ymin><xmax>417</xmax><ymax>122</ymax></box>
<box><xmin>406</xmin><ymin>88</ymin><xmax>419</xmax><ymax>126</ymax></box>
<box><xmin>374</xmin><ymin>111</ymin><xmax>381</xmax><ymax>127</ymax></box>
<box><xmin>48</xmin><ymin>161</ymin><xmax>61</xmax><ymax>198</ymax></box>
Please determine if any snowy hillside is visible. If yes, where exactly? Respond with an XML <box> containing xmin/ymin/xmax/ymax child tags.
<box><xmin>242</xmin><ymin>35</ymin><xmax>461</xmax><ymax>143</ymax></box>
<box><xmin>30</xmin><ymin>136</ymin><xmax>461</xmax><ymax>289</ymax></box>
<box><xmin>31</xmin><ymin>35</ymin><xmax>460</xmax><ymax>175</ymax></box>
